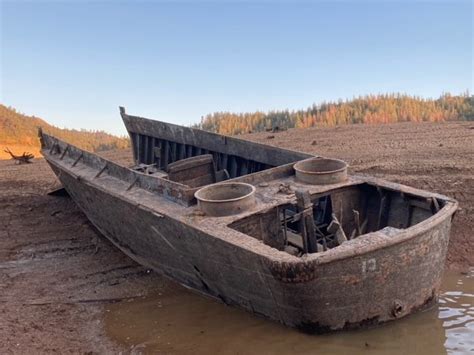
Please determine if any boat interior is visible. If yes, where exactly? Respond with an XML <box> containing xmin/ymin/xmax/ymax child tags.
<box><xmin>229</xmin><ymin>183</ymin><xmax>445</xmax><ymax>256</ymax></box>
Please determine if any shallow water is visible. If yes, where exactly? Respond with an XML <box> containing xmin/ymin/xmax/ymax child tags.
<box><xmin>105</xmin><ymin>269</ymin><xmax>474</xmax><ymax>354</ymax></box>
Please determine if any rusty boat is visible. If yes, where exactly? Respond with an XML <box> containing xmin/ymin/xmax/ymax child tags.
<box><xmin>39</xmin><ymin>107</ymin><xmax>458</xmax><ymax>332</ymax></box>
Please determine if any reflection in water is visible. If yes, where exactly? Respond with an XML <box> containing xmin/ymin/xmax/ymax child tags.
<box><xmin>439</xmin><ymin>270</ymin><xmax>474</xmax><ymax>354</ymax></box>
<box><xmin>105</xmin><ymin>270</ymin><xmax>473</xmax><ymax>355</ymax></box>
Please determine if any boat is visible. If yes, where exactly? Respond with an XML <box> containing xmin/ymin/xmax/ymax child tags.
<box><xmin>39</xmin><ymin>107</ymin><xmax>458</xmax><ymax>332</ymax></box>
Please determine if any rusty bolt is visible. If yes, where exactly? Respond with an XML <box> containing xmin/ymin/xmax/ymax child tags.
<box><xmin>392</xmin><ymin>300</ymin><xmax>404</xmax><ymax>318</ymax></box>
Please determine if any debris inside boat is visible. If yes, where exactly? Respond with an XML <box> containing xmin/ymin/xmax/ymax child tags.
<box><xmin>38</xmin><ymin>107</ymin><xmax>458</xmax><ymax>333</ymax></box>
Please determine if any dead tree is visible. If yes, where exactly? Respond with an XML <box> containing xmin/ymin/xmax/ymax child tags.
<box><xmin>4</xmin><ymin>148</ymin><xmax>35</xmax><ymax>164</ymax></box>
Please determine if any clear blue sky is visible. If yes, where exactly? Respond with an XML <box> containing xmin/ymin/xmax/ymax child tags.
<box><xmin>1</xmin><ymin>0</ymin><xmax>472</xmax><ymax>136</ymax></box>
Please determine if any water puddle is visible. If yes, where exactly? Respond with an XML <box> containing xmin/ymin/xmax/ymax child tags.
<box><xmin>104</xmin><ymin>269</ymin><xmax>473</xmax><ymax>354</ymax></box>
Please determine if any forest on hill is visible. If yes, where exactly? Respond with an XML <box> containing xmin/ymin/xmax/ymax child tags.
<box><xmin>0</xmin><ymin>104</ymin><xmax>129</xmax><ymax>153</ymax></box>
<box><xmin>197</xmin><ymin>93</ymin><xmax>474</xmax><ymax>135</ymax></box>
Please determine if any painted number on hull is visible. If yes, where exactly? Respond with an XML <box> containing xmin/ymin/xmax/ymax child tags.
<box><xmin>362</xmin><ymin>258</ymin><xmax>377</xmax><ymax>276</ymax></box>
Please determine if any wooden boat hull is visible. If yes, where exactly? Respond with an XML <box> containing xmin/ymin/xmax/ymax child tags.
<box><xmin>40</xmin><ymin>108</ymin><xmax>457</xmax><ymax>333</ymax></box>
<box><xmin>44</xmin><ymin>150</ymin><xmax>456</xmax><ymax>332</ymax></box>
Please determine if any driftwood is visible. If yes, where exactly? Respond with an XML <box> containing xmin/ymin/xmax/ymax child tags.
<box><xmin>295</xmin><ymin>190</ymin><xmax>323</xmax><ymax>253</ymax></box>
<box><xmin>328</xmin><ymin>213</ymin><xmax>348</xmax><ymax>245</ymax></box>
<box><xmin>4</xmin><ymin>148</ymin><xmax>34</xmax><ymax>164</ymax></box>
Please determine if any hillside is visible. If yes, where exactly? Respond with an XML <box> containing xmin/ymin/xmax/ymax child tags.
<box><xmin>197</xmin><ymin>93</ymin><xmax>474</xmax><ymax>135</ymax></box>
<box><xmin>0</xmin><ymin>105</ymin><xmax>129</xmax><ymax>159</ymax></box>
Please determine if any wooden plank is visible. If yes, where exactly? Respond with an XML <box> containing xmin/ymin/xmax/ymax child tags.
<box><xmin>60</xmin><ymin>145</ymin><xmax>69</xmax><ymax>160</ymax></box>
<box><xmin>167</xmin><ymin>154</ymin><xmax>215</xmax><ymax>185</ymax></box>
<box><xmin>163</xmin><ymin>141</ymin><xmax>170</xmax><ymax>170</ymax></box>
<box><xmin>240</xmin><ymin>159</ymin><xmax>249</xmax><ymax>176</ymax></box>
<box><xmin>158</xmin><ymin>140</ymin><xmax>165</xmax><ymax>168</ymax></box>
<box><xmin>328</xmin><ymin>214</ymin><xmax>347</xmax><ymax>245</ymax></box>
<box><xmin>170</xmin><ymin>142</ymin><xmax>177</xmax><ymax>163</ymax></box>
<box><xmin>261</xmin><ymin>208</ymin><xmax>286</xmax><ymax>251</ymax></box>
<box><xmin>178</xmin><ymin>143</ymin><xmax>186</xmax><ymax>160</ymax></box>
<box><xmin>131</xmin><ymin>133</ymin><xmax>139</xmax><ymax>163</ymax></box>
<box><xmin>229</xmin><ymin>156</ymin><xmax>238</xmax><ymax>178</ymax></box>
<box><xmin>431</xmin><ymin>197</ymin><xmax>440</xmax><ymax>213</ymax></box>
<box><xmin>144</xmin><ymin>135</ymin><xmax>150</xmax><ymax>164</ymax></box>
<box><xmin>212</xmin><ymin>152</ymin><xmax>219</xmax><ymax>170</ymax></box>
<box><xmin>167</xmin><ymin>154</ymin><xmax>213</xmax><ymax>173</ymax></box>
<box><xmin>186</xmin><ymin>145</ymin><xmax>193</xmax><ymax>158</ymax></box>
<box><xmin>295</xmin><ymin>190</ymin><xmax>315</xmax><ymax>253</ymax></box>
<box><xmin>153</xmin><ymin>147</ymin><xmax>161</xmax><ymax>167</ymax></box>
<box><xmin>286</xmin><ymin>230</ymin><xmax>304</xmax><ymax>249</ymax></box>
<box><xmin>180</xmin><ymin>173</ymin><xmax>215</xmax><ymax>188</ymax></box>
<box><xmin>353</xmin><ymin>209</ymin><xmax>361</xmax><ymax>236</ymax></box>
<box><xmin>138</xmin><ymin>134</ymin><xmax>144</xmax><ymax>163</ymax></box>
<box><xmin>94</xmin><ymin>163</ymin><xmax>108</xmax><ymax>178</ymax></box>
<box><xmin>215</xmin><ymin>169</ymin><xmax>229</xmax><ymax>182</ymax></box>
<box><xmin>72</xmin><ymin>152</ymin><xmax>83</xmax><ymax>167</ymax></box>
<box><xmin>221</xmin><ymin>154</ymin><xmax>228</xmax><ymax>172</ymax></box>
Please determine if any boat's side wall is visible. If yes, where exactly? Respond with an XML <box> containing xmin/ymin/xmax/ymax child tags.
<box><xmin>47</xmin><ymin>156</ymin><xmax>456</xmax><ymax>331</ymax></box>
<box><xmin>120</xmin><ymin>108</ymin><xmax>313</xmax><ymax>177</ymax></box>
<box><xmin>40</xmin><ymin>133</ymin><xmax>196</xmax><ymax>206</ymax></box>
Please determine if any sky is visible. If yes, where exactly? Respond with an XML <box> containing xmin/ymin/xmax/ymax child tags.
<box><xmin>1</xmin><ymin>0</ymin><xmax>472</xmax><ymax>136</ymax></box>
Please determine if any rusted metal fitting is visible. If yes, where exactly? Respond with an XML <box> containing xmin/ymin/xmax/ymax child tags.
<box><xmin>195</xmin><ymin>182</ymin><xmax>256</xmax><ymax>217</ymax></box>
<box><xmin>294</xmin><ymin>157</ymin><xmax>348</xmax><ymax>185</ymax></box>
<box><xmin>392</xmin><ymin>300</ymin><xmax>405</xmax><ymax>318</ymax></box>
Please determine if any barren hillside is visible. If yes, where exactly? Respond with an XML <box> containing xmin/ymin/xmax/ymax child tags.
<box><xmin>0</xmin><ymin>104</ymin><xmax>129</xmax><ymax>159</ymax></box>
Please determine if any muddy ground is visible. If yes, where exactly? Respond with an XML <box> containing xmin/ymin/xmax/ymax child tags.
<box><xmin>0</xmin><ymin>121</ymin><xmax>473</xmax><ymax>353</ymax></box>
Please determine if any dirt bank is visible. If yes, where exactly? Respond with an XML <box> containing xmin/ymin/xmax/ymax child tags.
<box><xmin>0</xmin><ymin>121</ymin><xmax>472</xmax><ymax>353</ymax></box>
